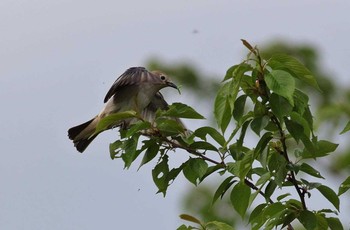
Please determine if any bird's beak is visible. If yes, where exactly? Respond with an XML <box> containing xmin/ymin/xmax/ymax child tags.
<box><xmin>166</xmin><ymin>81</ymin><xmax>178</xmax><ymax>89</ymax></box>
<box><xmin>166</xmin><ymin>81</ymin><xmax>181</xmax><ymax>94</ymax></box>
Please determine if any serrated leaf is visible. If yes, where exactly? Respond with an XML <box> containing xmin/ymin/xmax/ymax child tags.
<box><xmin>233</xmin><ymin>95</ymin><xmax>247</xmax><ymax>122</ymax></box>
<box><xmin>269</xmin><ymin>53</ymin><xmax>320</xmax><ymax>90</ymax></box>
<box><xmin>126</xmin><ymin>121</ymin><xmax>151</xmax><ymax>137</ymax></box>
<box><xmin>299</xmin><ymin>163</ymin><xmax>324</xmax><ymax>179</ymax></box>
<box><xmin>138</xmin><ymin>140</ymin><xmax>160</xmax><ymax>169</ymax></box>
<box><xmin>205</xmin><ymin>221</ymin><xmax>235</xmax><ymax>230</ymax></box>
<box><xmin>156</xmin><ymin>118</ymin><xmax>185</xmax><ymax>136</ymax></box>
<box><xmin>264</xmin><ymin>180</ymin><xmax>277</xmax><ymax>200</ymax></box>
<box><xmin>216</xmin><ymin>64</ymin><xmax>249</xmax><ymax>132</ymax></box>
<box><xmin>302</xmin><ymin>140</ymin><xmax>338</xmax><ymax>159</ymax></box>
<box><xmin>189</xmin><ymin>141</ymin><xmax>218</xmax><ymax>151</ymax></box>
<box><xmin>230</xmin><ymin>182</ymin><xmax>251</xmax><ymax>218</ymax></box>
<box><xmin>315</xmin><ymin>213</ymin><xmax>329</xmax><ymax>230</ymax></box>
<box><xmin>338</xmin><ymin>176</ymin><xmax>350</xmax><ymax>196</ymax></box>
<box><xmin>194</xmin><ymin>126</ymin><xmax>226</xmax><ymax>146</ymax></box>
<box><xmin>254</xmin><ymin>132</ymin><xmax>273</xmax><ymax>155</ymax></box>
<box><xmin>340</xmin><ymin>121</ymin><xmax>350</xmax><ymax>134</ymax></box>
<box><xmin>255</xmin><ymin>172</ymin><xmax>271</xmax><ymax>186</ymax></box>
<box><xmin>298</xmin><ymin>210</ymin><xmax>317</xmax><ymax>230</ymax></box>
<box><xmin>316</xmin><ymin>185</ymin><xmax>340</xmax><ymax>211</ymax></box>
<box><xmin>249</xmin><ymin>203</ymin><xmax>267</xmax><ymax>229</ymax></box>
<box><xmin>250</xmin><ymin>116</ymin><xmax>269</xmax><ymax>136</ymax></box>
<box><xmin>269</xmin><ymin>93</ymin><xmax>293</xmax><ymax>122</ymax></box>
<box><xmin>160</xmin><ymin>103</ymin><xmax>204</xmax><ymax>119</ymax></box>
<box><xmin>238</xmin><ymin>150</ymin><xmax>255</xmax><ymax>180</ymax></box>
<box><xmin>109</xmin><ymin>140</ymin><xmax>123</xmax><ymax>159</ymax></box>
<box><xmin>152</xmin><ymin>155</ymin><xmax>170</xmax><ymax>196</ymax></box>
<box><xmin>121</xmin><ymin>134</ymin><xmax>141</xmax><ymax>168</ymax></box>
<box><xmin>265</xmin><ymin>70</ymin><xmax>295</xmax><ymax>106</ymax></box>
<box><xmin>214</xmin><ymin>87</ymin><xmax>232</xmax><ymax>133</ymax></box>
<box><xmin>263</xmin><ymin>202</ymin><xmax>285</xmax><ymax>218</ymax></box>
<box><xmin>284</xmin><ymin>118</ymin><xmax>304</xmax><ymax>143</ymax></box>
<box><xmin>223</xmin><ymin>62</ymin><xmax>253</xmax><ymax>82</ymax></box>
<box><xmin>179</xmin><ymin>214</ymin><xmax>202</xmax><ymax>225</ymax></box>
<box><xmin>95</xmin><ymin>111</ymin><xmax>137</xmax><ymax>134</ymax></box>
<box><xmin>183</xmin><ymin>158</ymin><xmax>208</xmax><ymax>185</ymax></box>
<box><xmin>177</xmin><ymin>224</ymin><xmax>195</xmax><ymax>230</ymax></box>
<box><xmin>326</xmin><ymin>217</ymin><xmax>344</xmax><ymax>230</ymax></box>
<box><xmin>277</xmin><ymin>193</ymin><xmax>291</xmax><ymax>201</ymax></box>
<box><xmin>290</xmin><ymin>111</ymin><xmax>311</xmax><ymax>137</ymax></box>
<box><xmin>213</xmin><ymin>176</ymin><xmax>236</xmax><ymax>204</ymax></box>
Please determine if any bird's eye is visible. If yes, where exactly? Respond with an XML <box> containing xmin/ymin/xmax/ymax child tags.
<box><xmin>160</xmin><ymin>75</ymin><xmax>166</xmax><ymax>81</ymax></box>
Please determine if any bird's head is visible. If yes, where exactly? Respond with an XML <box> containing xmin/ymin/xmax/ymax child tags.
<box><xmin>151</xmin><ymin>70</ymin><xmax>179</xmax><ymax>93</ymax></box>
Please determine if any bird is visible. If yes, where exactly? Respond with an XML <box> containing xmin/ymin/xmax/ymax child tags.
<box><xmin>68</xmin><ymin>67</ymin><xmax>179</xmax><ymax>153</ymax></box>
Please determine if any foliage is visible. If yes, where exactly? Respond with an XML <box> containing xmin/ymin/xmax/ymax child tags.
<box><xmin>100</xmin><ymin>40</ymin><xmax>349</xmax><ymax>229</ymax></box>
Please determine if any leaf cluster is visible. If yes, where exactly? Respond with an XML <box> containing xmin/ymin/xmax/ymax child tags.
<box><xmin>99</xmin><ymin>40</ymin><xmax>348</xmax><ymax>229</ymax></box>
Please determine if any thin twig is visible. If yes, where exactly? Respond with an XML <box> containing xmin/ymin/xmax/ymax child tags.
<box><xmin>271</xmin><ymin>115</ymin><xmax>307</xmax><ymax>210</ymax></box>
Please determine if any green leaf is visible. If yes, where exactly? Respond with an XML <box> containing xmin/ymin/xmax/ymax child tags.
<box><xmin>263</xmin><ymin>202</ymin><xmax>285</xmax><ymax>218</ymax></box>
<box><xmin>293</xmin><ymin>89</ymin><xmax>309</xmax><ymax>113</ymax></box>
<box><xmin>249</xmin><ymin>203</ymin><xmax>267</xmax><ymax>228</ymax></box>
<box><xmin>189</xmin><ymin>141</ymin><xmax>218</xmax><ymax>152</ymax></box>
<box><xmin>233</xmin><ymin>95</ymin><xmax>247</xmax><ymax>123</ymax></box>
<box><xmin>254</xmin><ymin>132</ymin><xmax>273</xmax><ymax>155</ymax></box>
<box><xmin>326</xmin><ymin>217</ymin><xmax>344</xmax><ymax>230</ymax></box>
<box><xmin>277</xmin><ymin>193</ymin><xmax>291</xmax><ymax>201</ymax></box>
<box><xmin>95</xmin><ymin>111</ymin><xmax>137</xmax><ymax>134</ymax></box>
<box><xmin>216</xmin><ymin>64</ymin><xmax>249</xmax><ymax>132</ymax></box>
<box><xmin>284</xmin><ymin>118</ymin><xmax>304</xmax><ymax>143</ymax></box>
<box><xmin>121</xmin><ymin>134</ymin><xmax>141</xmax><ymax>168</ymax></box>
<box><xmin>125</xmin><ymin>121</ymin><xmax>151</xmax><ymax>137</ymax></box>
<box><xmin>265</xmin><ymin>70</ymin><xmax>295</xmax><ymax>106</ymax></box>
<box><xmin>223</xmin><ymin>63</ymin><xmax>252</xmax><ymax>82</ymax></box>
<box><xmin>290</xmin><ymin>111</ymin><xmax>311</xmax><ymax>137</ymax></box>
<box><xmin>299</xmin><ymin>163</ymin><xmax>324</xmax><ymax>179</ymax></box>
<box><xmin>255</xmin><ymin>172</ymin><xmax>271</xmax><ymax>186</ymax></box>
<box><xmin>213</xmin><ymin>176</ymin><xmax>236</xmax><ymax>204</ymax></box>
<box><xmin>269</xmin><ymin>53</ymin><xmax>320</xmax><ymax>90</ymax></box>
<box><xmin>214</xmin><ymin>87</ymin><xmax>232</xmax><ymax>133</ymax></box>
<box><xmin>230</xmin><ymin>182</ymin><xmax>251</xmax><ymax>218</ymax></box>
<box><xmin>205</xmin><ymin>221</ymin><xmax>235</xmax><ymax>230</ymax></box>
<box><xmin>194</xmin><ymin>126</ymin><xmax>226</xmax><ymax>146</ymax></box>
<box><xmin>249</xmin><ymin>203</ymin><xmax>267</xmax><ymax>227</ymax></box>
<box><xmin>183</xmin><ymin>158</ymin><xmax>208</xmax><ymax>185</ymax></box>
<box><xmin>238</xmin><ymin>150</ymin><xmax>255</xmax><ymax>180</ymax></box>
<box><xmin>250</xmin><ymin>116</ymin><xmax>269</xmax><ymax>136</ymax></box>
<box><xmin>160</xmin><ymin>103</ymin><xmax>205</xmax><ymax>119</ymax></box>
<box><xmin>340</xmin><ymin>121</ymin><xmax>350</xmax><ymax>134</ymax></box>
<box><xmin>298</xmin><ymin>210</ymin><xmax>317</xmax><ymax>230</ymax></box>
<box><xmin>109</xmin><ymin>140</ymin><xmax>123</xmax><ymax>159</ymax></box>
<box><xmin>316</xmin><ymin>185</ymin><xmax>340</xmax><ymax>211</ymax></box>
<box><xmin>302</xmin><ymin>140</ymin><xmax>338</xmax><ymax>159</ymax></box>
<box><xmin>156</xmin><ymin>118</ymin><xmax>185</xmax><ymax>136</ymax></box>
<box><xmin>236</xmin><ymin>119</ymin><xmax>252</xmax><ymax>155</ymax></box>
<box><xmin>152</xmin><ymin>155</ymin><xmax>170</xmax><ymax>196</ymax></box>
<box><xmin>315</xmin><ymin>214</ymin><xmax>328</xmax><ymax>230</ymax></box>
<box><xmin>177</xmin><ymin>224</ymin><xmax>195</xmax><ymax>230</ymax></box>
<box><xmin>338</xmin><ymin>176</ymin><xmax>350</xmax><ymax>196</ymax></box>
<box><xmin>138</xmin><ymin>140</ymin><xmax>160</xmax><ymax>169</ymax></box>
<box><xmin>269</xmin><ymin>93</ymin><xmax>293</xmax><ymax>122</ymax></box>
<box><xmin>264</xmin><ymin>180</ymin><xmax>277</xmax><ymax>200</ymax></box>
<box><xmin>179</xmin><ymin>214</ymin><xmax>202</xmax><ymax>225</ymax></box>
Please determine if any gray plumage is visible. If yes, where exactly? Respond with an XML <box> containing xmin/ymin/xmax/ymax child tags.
<box><xmin>68</xmin><ymin>67</ymin><xmax>178</xmax><ymax>153</ymax></box>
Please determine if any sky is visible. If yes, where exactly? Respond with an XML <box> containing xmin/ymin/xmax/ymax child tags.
<box><xmin>1</xmin><ymin>1</ymin><xmax>350</xmax><ymax>229</ymax></box>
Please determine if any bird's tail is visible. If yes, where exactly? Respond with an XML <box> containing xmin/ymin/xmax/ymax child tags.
<box><xmin>68</xmin><ymin>116</ymin><xmax>100</xmax><ymax>153</ymax></box>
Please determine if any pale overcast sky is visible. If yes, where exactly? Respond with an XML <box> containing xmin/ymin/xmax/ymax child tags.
<box><xmin>1</xmin><ymin>1</ymin><xmax>349</xmax><ymax>229</ymax></box>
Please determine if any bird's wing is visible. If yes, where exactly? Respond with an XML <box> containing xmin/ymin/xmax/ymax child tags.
<box><xmin>104</xmin><ymin>67</ymin><xmax>149</xmax><ymax>103</ymax></box>
<box><xmin>141</xmin><ymin>92</ymin><xmax>169</xmax><ymax>121</ymax></box>
<box><xmin>142</xmin><ymin>92</ymin><xmax>192</xmax><ymax>136</ymax></box>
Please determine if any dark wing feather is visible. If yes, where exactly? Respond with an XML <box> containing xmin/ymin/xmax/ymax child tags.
<box><xmin>103</xmin><ymin>67</ymin><xmax>148</xmax><ymax>103</ymax></box>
